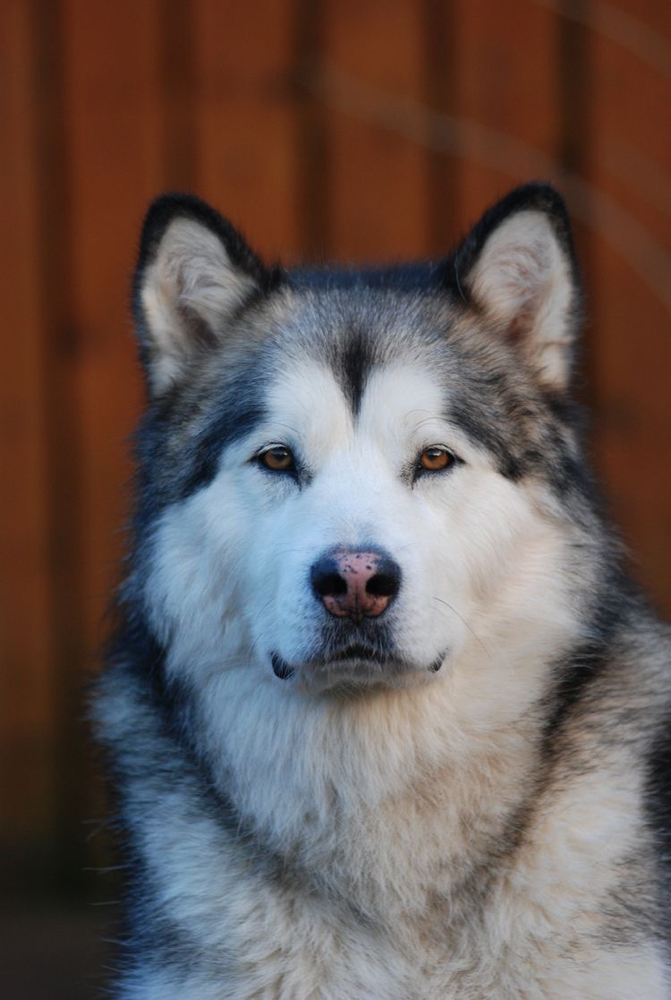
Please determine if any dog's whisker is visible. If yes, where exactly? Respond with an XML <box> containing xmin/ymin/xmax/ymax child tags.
<box><xmin>431</xmin><ymin>596</ymin><xmax>491</xmax><ymax>659</ymax></box>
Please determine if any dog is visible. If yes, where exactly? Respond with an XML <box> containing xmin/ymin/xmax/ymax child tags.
<box><xmin>95</xmin><ymin>183</ymin><xmax>671</xmax><ymax>998</ymax></box>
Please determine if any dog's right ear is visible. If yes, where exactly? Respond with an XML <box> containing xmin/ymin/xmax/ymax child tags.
<box><xmin>133</xmin><ymin>194</ymin><xmax>273</xmax><ymax>397</ymax></box>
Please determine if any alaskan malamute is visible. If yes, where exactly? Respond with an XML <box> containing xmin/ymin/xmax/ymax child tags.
<box><xmin>96</xmin><ymin>183</ymin><xmax>671</xmax><ymax>998</ymax></box>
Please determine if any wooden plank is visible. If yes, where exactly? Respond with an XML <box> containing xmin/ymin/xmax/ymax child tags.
<box><xmin>585</xmin><ymin>5</ymin><xmax>671</xmax><ymax>613</ymax></box>
<box><xmin>0</xmin><ymin>0</ymin><xmax>57</xmax><ymax>837</ymax></box>
<box><xmin>451</xmin><ymin>0</ymin><xmax>561</xmax><ymax>231</ymax></box>
<box><xmin>61</xmin><ymin>0</ymin><xmax>164</xmax><ymax>659</ymax></box>
<box><xmin>194</xmin><ymin>0</ymin><xmax>301</xmax><ymax>261</ymax></box>
<box><xmin>422</xmin><ymin>0</ymin><xmax>460</xmax><ymax>255</ymax></box>
<box><xmin>321</xmin><ymin>0</ymin><xmax>429</xmax><ymax>262</ymax></box>
<box><xmin>55</xmin><ymin>0</ymin><xmax>167</xmax><ymax>863</ymax></box>
<box><xmin>158</xmin><ymin>0</ymin><xmax>198</xmax><ymax>191</ymax></box>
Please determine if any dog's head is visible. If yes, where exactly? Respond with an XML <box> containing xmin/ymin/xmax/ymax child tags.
<box><xmin>129</xmin><ymin>184</ymin><xmax>602</xmax><ymax>693</ymax></box>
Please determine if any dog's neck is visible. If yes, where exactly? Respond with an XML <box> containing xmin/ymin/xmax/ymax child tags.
<box><xmin>188</xmin><ymin>627</ymin><xmax>569</xmax><ymax>920</ymax></box>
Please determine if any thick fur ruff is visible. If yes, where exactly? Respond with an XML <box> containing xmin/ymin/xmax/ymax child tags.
<box><xmin>95</xmin><ymin>183</ymin><xmax>671</xmax><ymax>999</ymax></box>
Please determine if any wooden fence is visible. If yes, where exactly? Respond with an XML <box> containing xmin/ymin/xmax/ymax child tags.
<box><xmin>1</xmin><ymin>0</ymin><xmax>670</xmax><ymax>882</ymax></box>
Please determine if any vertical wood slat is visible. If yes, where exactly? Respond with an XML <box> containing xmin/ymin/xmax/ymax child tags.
<box><xmin>586</xmin><ymin>4</ymin><xmax>671</xmax><ymax>611</ymax></box>
<box><xmin>159</xmin><ymin>0</ymin><xmax>198</xmax><ymax>191</ymax></box>
<box><xmin>32</xmin><ymin>0</ymin><xmax>86</xmax><ymax>869</ymax></box>
<box><xmin>294</xmin><ymin>0</ymin><xmax>330</xmax><ymax>260</ymax></box>
<box><xmin>194</xmin><ymin>0</ymin><xmax>301</xmax><ymax>261</ymax></box>
<box><xmin>0</xmin><ymin>0</ymin><xmax>57</xmax><ymax>838</ymax></box>
<box><xmin>422</xmin><ymin>0</ymin><xmax>460</xmax><ymax>255</ymax></box>
<box><xmin>452</xmin><ymin>0</ymin><xmax>561</xmax><ymax>230</ymax></box>
<box><xmin>61</xmin><ymin>0</ymin><xmax>164</xmax><ymax>660</ymax></box>
<box><xmin>321</xmin><ymin>0</ymin><xmax>430</xmax><ymax>262</ymax></box>
<box><xmin>52</xmin><ymin>0</ymin><xmax>166</xmax><ymax>857</ymax></box>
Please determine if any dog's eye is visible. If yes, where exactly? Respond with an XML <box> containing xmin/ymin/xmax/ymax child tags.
<box><xmin>418</xmin><ymin>446</ymin><xmax>453</xmax><ymax>473</ymax></box>
<box><xmin>259</xmin><ymin>446</ymin><xmax>295</xmax><ymax>472</ymax></box>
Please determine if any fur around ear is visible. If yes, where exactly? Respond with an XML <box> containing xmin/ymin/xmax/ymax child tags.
<box><xmin>454</xmin><ymin>183</ymin><xmax>581</xmax><ymax>391</ymax></box>
<box><xmin>133</xmin><ymin>194</ymin><xmax>275</xmax><ymax>397</ymax></box>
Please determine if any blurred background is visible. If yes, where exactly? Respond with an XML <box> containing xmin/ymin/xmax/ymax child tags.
<box><xmin>1</xmin><ymin>0</ymin><xmax>670</xmax><ymax>995</ymax></box>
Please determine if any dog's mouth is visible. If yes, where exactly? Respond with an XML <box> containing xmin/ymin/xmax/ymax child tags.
<box><xmin>270</xmin><ymin>645</ymin><xmax>446</xmax><ymax>683</ymax></box>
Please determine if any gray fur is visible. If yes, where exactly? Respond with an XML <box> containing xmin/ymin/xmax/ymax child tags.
<box><xmin>95</xmin><ymin>185</ymin><xmax>671</xmax><ymax>998</ymax></box>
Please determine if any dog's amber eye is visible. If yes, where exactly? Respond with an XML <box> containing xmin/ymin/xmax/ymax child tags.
<box><xmin>419</xmin><ymin>447</ymin><xmax>452</xmax><ymax>472</ymax></box>
<box><xmin>259</xmin><ymin>446</ymin><xmax>295</xmax><ymax>472</ymax></box>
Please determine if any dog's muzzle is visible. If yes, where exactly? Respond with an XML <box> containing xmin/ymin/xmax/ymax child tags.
<box><xmin>270</xmin><ymin>546</ymin><xmax>445</xmax><ymax>683</ymax></box>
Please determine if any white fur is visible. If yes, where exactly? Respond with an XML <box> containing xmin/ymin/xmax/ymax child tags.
<box><xmin>147</xmin><ymin>359</ymin><xmax>581</xmax><ymax>686</ymax></box>
<box><xmin>105</xmin><ymin>664</ymin><xmax>668</xmax><ymax>998</ymax></box>
<box><xmin>129</xmin><ymin>360</ymin><xmax>669</xmax><ymax>997</ymax></box>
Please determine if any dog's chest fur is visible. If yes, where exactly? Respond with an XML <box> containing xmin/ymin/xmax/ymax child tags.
<box><xmin>102</xmin><ymin>648</ymin><xmax>667</xmax><ymax>1000</ymax></box>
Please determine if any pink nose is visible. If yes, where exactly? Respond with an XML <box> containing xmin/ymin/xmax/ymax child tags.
<box><xmin>310</xmin><ymin>548</ymin><xmax>401</xmax><ymax>623</ymax></box>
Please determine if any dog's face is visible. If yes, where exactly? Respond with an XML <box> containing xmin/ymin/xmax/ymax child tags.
<box><xmin>133</xmin><ymin>186</ymin><xmax>591</xmax><ymax>693</ymax></box>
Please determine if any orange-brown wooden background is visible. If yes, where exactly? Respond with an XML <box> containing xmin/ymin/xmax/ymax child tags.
<box><xmin>2</xmin><ymin>0</ymin><xmax>670</xmax><ymax>913</ymax></box>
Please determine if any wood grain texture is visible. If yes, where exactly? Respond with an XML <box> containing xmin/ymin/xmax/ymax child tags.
<box><xmin>194</xmin><ymin>0</ymin><xmax>301</xmax><ymax>260</ymax></box>
<box><xmin>322</xmin><ymin>0</ymin><xmax>429</xmax><ymax>261</ymax></box>
<box><xmin>0</xmin><ymin>0</ymin><xmax>56</xmax><ymax>838</ymax></box>
<box><xmin>1</xmin><ymin>0</ymin><xmax>669</xmax><ymax>870</ymax></box>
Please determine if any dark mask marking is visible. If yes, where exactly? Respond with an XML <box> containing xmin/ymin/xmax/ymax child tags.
<box><xmin>333</xmin><ymin>328</ymin><xmax>376</xmax><ymax>417</ymax></box>
<box><xmin>173</xmin><ymin>369</ymin><xmax>268</xmax><ymax>500</ymax></box>
<box><xmin>447</xmin><ymin>400</ymin><xmax>526</xmax><ymax>481</ymax></box>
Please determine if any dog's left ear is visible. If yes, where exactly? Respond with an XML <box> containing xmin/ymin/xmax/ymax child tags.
<box><xmin>455</xmin><ymin>183</ymin><xmax>580</xmax><ymax>392</ymax></box>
